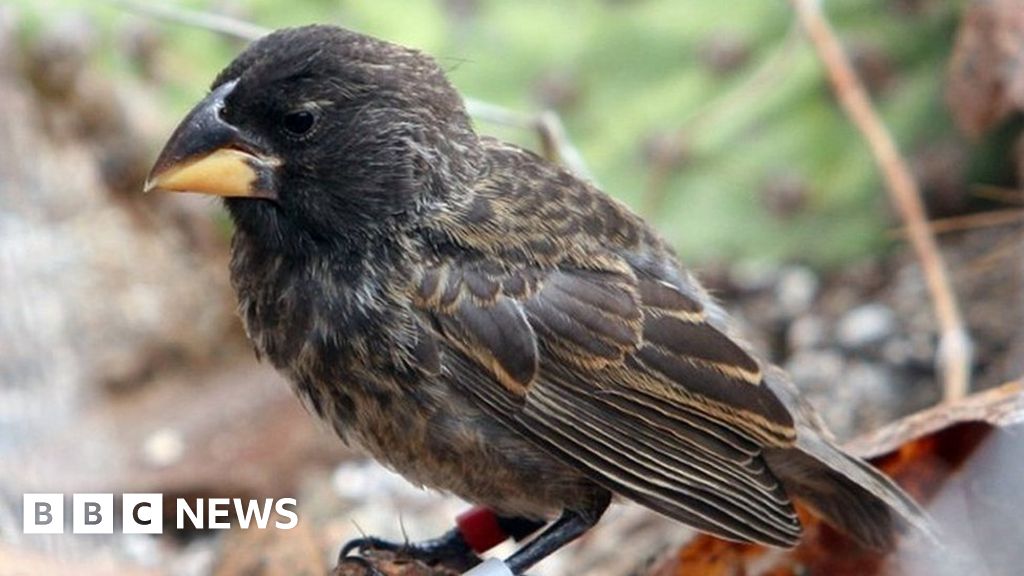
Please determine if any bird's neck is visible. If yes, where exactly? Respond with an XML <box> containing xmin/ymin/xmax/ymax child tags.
<box><xmin>230</xmin><ymin>220</ymin><xmax>411</xmax><ymax>290</ymax></box>
<box><xmin>225</xmin><ymin>197</ymin><xmax>409</xmax><ymax>262</ymax></box>
<box><xmin>228</xmin><ymin>223</ymin><xmax>413</xmax><ymax>370</ymax></box>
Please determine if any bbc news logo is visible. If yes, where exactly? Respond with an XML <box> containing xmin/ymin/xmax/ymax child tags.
<box><xmin>23</xmin><ymin>494</ymin><xmax>298</xmax><ymax>534</ymax></box>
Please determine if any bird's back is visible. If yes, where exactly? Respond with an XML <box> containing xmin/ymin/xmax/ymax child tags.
<box><xmin>417</xmin><ymin>137</ymin><xmax>933</xmax><ymax>549</ymax></box>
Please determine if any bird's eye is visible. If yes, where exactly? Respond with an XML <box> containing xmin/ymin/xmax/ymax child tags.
<box><xmin>283</xmin><ymin>109</ymin><xmax>317</xmax><ymax>137</ymax></box>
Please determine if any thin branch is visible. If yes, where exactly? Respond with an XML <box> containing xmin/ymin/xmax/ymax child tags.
<box><xmin>790</xmin><ymin>0</ymin><xmax>973</xmax><ymax>402</ymax></box>
<box><xmin>110</xmin><ymin>0</ymin><xmax>595</xmax><ymax>182</ymax></box>
<box><xmin>890</xmin><ymin>209</ymin><xmax>1024</xmax><ymax>237</ymax></box>
<box><xmin>965</xmin><ymin>233</ymin><xmax>1023</xmax><ymax>274</ymax></box>
<box><xmin>465</xmin><ymin>98</ymin><xmax>597</xmax><ymax>183</ymax></box>
<box><xmin>108</xmin><ymin>0</ymin><xmax>267</xmax><ymax>41</ymax></box>
<box><xmin>970</xmin><ymin>184</ymin><xmax>1024</xmax><ymax>205</ymax></box>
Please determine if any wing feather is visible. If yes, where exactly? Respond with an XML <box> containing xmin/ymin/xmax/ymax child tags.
<box><xmin>413</xmin><ymin>259</ymin><xmax>804</xmax><ymax>546</ymax></box>
<box><xmin>528</xmin><ymin>384</ymin><xmax>801</xmax><ymax>544</ymax></box>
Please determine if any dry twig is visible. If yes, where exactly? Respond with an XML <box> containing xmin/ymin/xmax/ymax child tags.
<box><xmin>890</xmin><ymin>209</ymin><xmax>1024</xmax><ymax>237</ymax></box>
<box><xmin>789</xmin><ymin>0</ymin><xmax>973</xmax><ymax>402</ymax></box>
<box><xmin>107</xmin><ymin>0</ymin><xmax>267</xmax><ymax>40</ymax></box>
<box><xmin>464</xmin><ymin>99</ymin><xmax>597</xmax><ymax>183</ymax></box>
<box><xmin>965</xmin><ymin>233</ymin><xmax>1024</xmax><ymax>274</ymax></box>
<box><xmin>108</xmin><ymin>0</ymin><xmax>595</xmax><ymax>182</ymax></box>
<box><xmin>971</xmin><ymin>184</ymin><xmax>1024</xmax><ymax>205</ymax></box>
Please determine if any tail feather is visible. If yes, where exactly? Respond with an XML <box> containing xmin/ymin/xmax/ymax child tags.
<box><xmin>765</xmin><ymin>435</ymin><xmax>934</xmax><ymax>549</ymax></box>
<box><xmin>761</xmin><ymin>366</ymin><xmax>937</xmax><ymax>549</ymax></box>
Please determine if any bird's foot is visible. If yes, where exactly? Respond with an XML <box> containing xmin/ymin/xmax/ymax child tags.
<box><xmin>339</xmin><ymin>528</ymin><xmax>483</xmax><ymax>573</ymax></box>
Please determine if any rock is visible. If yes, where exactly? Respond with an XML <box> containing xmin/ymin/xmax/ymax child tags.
<box><xmin>836</xmin><ymin>303</ymin><xmax>897</xmax><ymax>350</ymax></box>
<box><xmin>843</xmin><ymin>361</ymin><xmax>901</xmax><ymax>430</ymax></box>
<box><xmin>729</xmin><ymin>260</ymin><xmax>779</xmax><ymax>293</ymax></box>
<box><xmin>786</xmin><ymin>349</ymin><xmax>851</xmax><ymax>436</ymax></box>
<box><xmin>785</xmin><ymin>349</ymin><xmax>846</xmax><ymax>393</ymax></box>
<box><xmin>21</xmin><ymin>12</ymin><xmax>98</xmax><ymax>104</ymax></box>
<box><xmin>787</xmin><ymin>348</ymin><xmax>901</xmax><ymax>439</ymax></box>
<box><xmin>882</xmin><ymin>337</ymin><xmax>914</xmax><ymax>366</ymax></box>
<box><xmin>142</xmin><ymin>428</ymin><xmax>186</xmax><ymax>469</ymax></box>
<box><xmin>0</xmin><ymin>20</ymin><xmax>241</xmax><ymax>404</ymax></box>
<box><xmin>775</xmin><ymin>266</ymin><xmax>820</xmax><ymax>319</ymax></box>
<box><xmin>787</xmin><ymin>314</ymin><xmax>828</xmax><ymax>352</ymax></box>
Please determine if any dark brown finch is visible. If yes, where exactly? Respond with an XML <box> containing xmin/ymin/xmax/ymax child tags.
<box><xmin>146</xmin><ymin>25</ymin><xmax>933</xmax><ymax>574</ymax></box>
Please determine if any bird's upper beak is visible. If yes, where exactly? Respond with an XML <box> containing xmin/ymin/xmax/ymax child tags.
<box><xmin>145</xmin><ymin>80</ymin><xmax>281</xmax><ymax>200</ymax></box>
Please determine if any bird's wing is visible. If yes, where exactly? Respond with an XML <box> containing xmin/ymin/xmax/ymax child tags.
<box><xmin>411</xmin><ymin>259</ymin><xmax>804</xmax><ymax>546</ymax></box>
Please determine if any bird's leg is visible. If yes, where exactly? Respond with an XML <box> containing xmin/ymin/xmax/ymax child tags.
<box><xmin>503</xmin><ymin>492</ymin><xmax>611</xmax><ymax>575</ymax></box>
<box><xmin>339</xmin><ymin>509</ymin><xmax>546</xmax><ymax>572</ymax></box>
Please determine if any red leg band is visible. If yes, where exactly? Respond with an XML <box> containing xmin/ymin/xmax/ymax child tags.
<box><xmin>456</xmin><ymin>507</ymin><xmax>509</xmax><ymax>554</ymax></box>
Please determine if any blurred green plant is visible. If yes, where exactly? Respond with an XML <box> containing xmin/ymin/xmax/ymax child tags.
<box><xmin>13</xmin><ymin>0</ymin><xmax>966</xmax><ymax>266</ymax></box>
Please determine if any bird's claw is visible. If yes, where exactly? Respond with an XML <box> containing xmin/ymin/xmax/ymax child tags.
<box><xmin>339</xmin><ymin>532</ymin><xmax>482</xmax><ymax>572</ymax></box>
<box><xmin>340</xmin><ymin>536</ymin><xmax>400</xmax><ymax>561</ymax></box>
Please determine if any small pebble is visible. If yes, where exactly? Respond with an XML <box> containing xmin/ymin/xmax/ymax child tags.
<box><xmin>788</xmin><ymin>314</ymin><xmax>827</xmax><ymax>351</ymax></box>
<box><xmin>845</xmin><ymin>361</ymin><xmax>898</xmax><ymax>409</ymax></box>
<box><xmin>142</xmin><ymin>427</ymin><xmax>185</xmax><ymax>468</ymax></box>
<box><xmin>837</xmin><ymin>303</ymin><xmax>896</xmax><ymax>350</ymax></box>
<box><xmin>775</xmin><ymin>266</ymin><xmax>819</xmax><ymax>318</ymax></box>
<box><xmin>785</xmin><ymin>349</ymin><xmax>845</xmax><ymax>394</ymax></box>
<box><xmin>730</xmin><ymin>260</ymin><xmax>779</xmax><ymax>293</ymax></box>
<box><xmin>882</xmin><ymin>338</ymin><xmax>914</xmax><ymax>365</ymax></box>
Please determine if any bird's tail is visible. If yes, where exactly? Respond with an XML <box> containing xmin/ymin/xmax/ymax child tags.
<box><xmin>764</xmin><ymin>434</ymin><xmax>935</xmax><ymax>549</ymax></box>
<box><xmin>761</xmin><ymin>366</ymin><xmax>937</xmax><ymax>549</ymax></box>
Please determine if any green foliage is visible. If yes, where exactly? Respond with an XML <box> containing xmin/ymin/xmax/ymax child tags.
<box><xmin>17</xmin><ymin>0</ymin><xmax>962</xmax><ymax>266</ymax></box>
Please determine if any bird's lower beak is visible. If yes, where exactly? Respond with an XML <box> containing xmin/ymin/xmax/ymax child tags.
<box><xmin>145</xmin><ymin>80</ymin><xmax>281</xmax><ymax>200</ymax></box>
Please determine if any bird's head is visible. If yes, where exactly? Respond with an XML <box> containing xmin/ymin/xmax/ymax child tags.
<box><xmin>146</xmin><ymin>25</ymin><xmax>478</xmax><ymax>253</ymax></box>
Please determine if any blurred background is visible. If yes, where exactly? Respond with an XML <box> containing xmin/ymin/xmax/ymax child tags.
<box><xmin>0</xmin><ymin>0</ymin><xmax>1021</xmax><ymax>575</ymax></box>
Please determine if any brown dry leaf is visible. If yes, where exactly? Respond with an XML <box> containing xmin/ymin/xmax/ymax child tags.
<box><xmin>947</xmin><ymin>0</ymin><xmax>1024</xmax><ymax>137</ymax></box>
<box><xmin>674</xmin><ymin>537</ymin><xmax>754</xmax><ymax>576</ymax></box>
<box><xmin>647</xmin><ymin>381</ymin><xmax>1024</xmax><ymax>576</ymax></box>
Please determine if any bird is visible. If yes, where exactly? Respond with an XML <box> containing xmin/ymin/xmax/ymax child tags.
<box><xmin>145</xmin><ymin>25</ymin><xmax>932</xmax><ymax>575</ymax></box>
